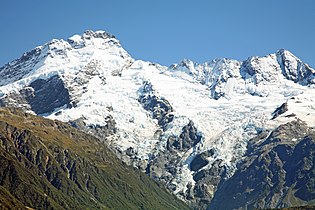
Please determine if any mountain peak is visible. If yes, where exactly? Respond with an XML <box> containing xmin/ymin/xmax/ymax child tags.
<box><xmin>82</xmin><ymin>30</ymin><xmax>115</xmax><ymax>39</ymax></box>
<box><xmin>0</xmin><ymin>30</ymin><xmax>131</xmax><ymax>87</ymax></box>
<box><xmin>67</xmin><ymin>30</ymin><xmax>120</xmax><ymax>49</ymax></box>
<box><xmin>276</xmin><ymin>48</ymin><xmax>294</xmax><ymax>56</ymax></box>
<box><xmin>40</xmin><ymin>30</ymin><xmax>118</xmax><ymax>55</ymax></box>
<box><xmin>275</xmin><ymin>48</ymin><xmax>315</xmax><ymax>85</ymax></box>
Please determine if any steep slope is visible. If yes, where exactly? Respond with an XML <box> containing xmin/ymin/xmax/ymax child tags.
<box><xmin>0</xmin><ymin>107</ymin><xmax>188</xmax><ymax>209</ymax></box>
<box><xmin>1</xmin><ymin>30</ymin><xmax>315</xmax><ymax>209</ymax></box>
<box><xmin>209</xmin><ymin>120</ymin><xmax>315</xmax><ymax>209</ymax></box>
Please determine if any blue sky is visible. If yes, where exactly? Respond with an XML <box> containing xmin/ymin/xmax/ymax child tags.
<box><xmin>1</xmin><ymin>0</ymin><xmax>314</xmax><ymax>67</ymax></box>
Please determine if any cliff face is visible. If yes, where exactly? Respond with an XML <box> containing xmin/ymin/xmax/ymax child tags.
<box><xmin>0</xmin><ymin>107</ymin><xmax>188</xmax><ymax>210</ymax></box>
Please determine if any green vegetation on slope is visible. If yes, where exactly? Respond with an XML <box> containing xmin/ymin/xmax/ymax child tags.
<box><xmin>0</xmin><ymin>107</ymin><xmax>189</xmax><ymax>210</ymax></box>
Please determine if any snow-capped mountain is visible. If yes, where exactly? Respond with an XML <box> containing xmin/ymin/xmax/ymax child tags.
<box><xmin>1</xmin><ymin>30</ymin><xmax>315</xmax><ymax>209</ymax></box>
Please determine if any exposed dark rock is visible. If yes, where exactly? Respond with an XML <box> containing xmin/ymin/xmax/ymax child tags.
<box><xmin>276</xmin><ymin>49</ymin><xmax>315</xmax><ymax>85</ymax></box>
<box><xmin>194</xmin><ymin>184</ymin><xmax>211</xmax><ymax>200</ymax></box>
<box><xmin>69</xmin><ymin>115</ymin><xmax>116</xmax><ymax>141</ymax></box>
<box><xmin>146</xmin><ymin>148</ymin><xmax>180</xmax><ymax>183</ymax></box>
<box><xmin>146</xmin><ymin>120</ymin><xmax>203</xmax><ymax>183</ymax></box>
<box><xmin>190</xmin><ymin>149</ymin><xmax>216</xmax><ymax>172</ymax></box>
<box><xmin>185</xmin><ymin>183</ymin><xmax>194</xmax><ymax>200</ymax></box>
<box><xmin>0</xmin><ymin>75</ymin><xmax>70</xmax><ymax>115</ymax></box>
<box><xmin>26</xmin><ymin>75</ymin><xmax>70</xmax><ymax>114</ymax></box>
<box><xmin>191</xmin><ymin>159</ymin><xmax>227</xmax><ymax>209</ymax></box>
<box><xmin>0</xmin><ymin>48</ymin><xmax>43</xmax><ymax>86</ymax></box>
<box><xmin>261</xmin><ymin>119</ymin><xmax>309</xmax><ymax>146</ymax></box>
<box><xmin>209</xmin><ymin>76</ymin><xmax>228</xmax><ymax>100</ymax></box>
<box><xmin>240</xmin><ymin>57</ymin><xmax>267</xmax><ymax>85</ymax></box>
<box><xmin>272</xmin><ymin>102</ymin><xmax>288</xmax><ymax>120</ymax></box>
<box><xmin>0</xmin><ymin>91</ymin><xmax>31</xmax><ymax>111</ymax></box>
<box><xmin>126</xmin><ymin>147</ymin><xmax>136</xmax><ymax>156</ymax></box>
<box><xmin>83</xmin><ymin>30</ymin><xmax>115</xmax><ymax>39</ymax></box>
<box><xmin>167</xmin><ymin>120</ymin><xmax>202</xmax><ymax>151</ymax></box>
<box><xmin>209</xmin><ymin>120</ymin><xmax>315</xmax><ymax>210</ymax></box>
<box><xmin>286</xmin><ymin>136</ymin><xmax>315</xmax><ymax>201</ymax></box>
<box><xmin>138</xmin><ymin>81</ymin><xmax>174</xmax><ymax>130</ymax></box>
<box><xmin>146</xmin><ymin>119</ymin><xmax>206</xmax><ymax>208</ymax></box>
<box><xmin>285</xmin><ymin>113</ymin><xmax>297</xmax><ymax>118</ymax></box>
<box><xmin>190</xmin><ymin>155</ymin><xmax>209</xmax><ymax>172</ymax></box>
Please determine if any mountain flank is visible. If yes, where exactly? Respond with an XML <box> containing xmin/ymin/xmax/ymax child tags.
<box><xmin>0</xmin><ymin>107</ymin><xmax>189</xmax><ymax>209</ymax></box>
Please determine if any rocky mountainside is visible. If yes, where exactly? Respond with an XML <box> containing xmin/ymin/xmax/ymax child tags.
<box><xmin>0</xmin><ymin>30</ymin><xmax>315</xmax><ymax>209</ymax></box>
<box><xmin>0</xmin><ymin>107</ymin><xmax>188</xmax><ymax>209</ymax></box>
<box><xmin>209</xmin><ymin>120</ymin><xmax>315</xmax><ymax>209</ymax></box>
